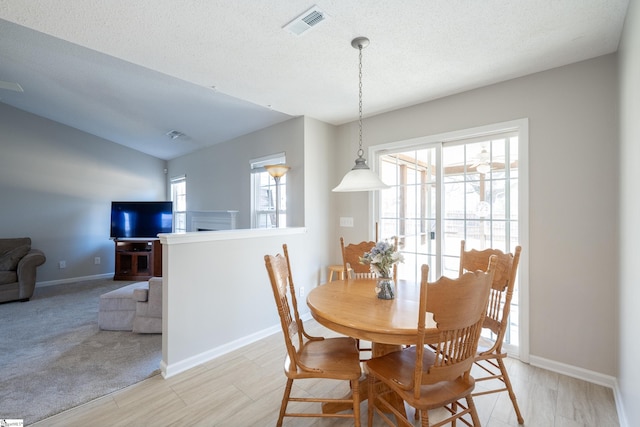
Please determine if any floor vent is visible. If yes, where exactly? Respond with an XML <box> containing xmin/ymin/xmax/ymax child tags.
<box><xmin>283</xmin><ymin>5</ymin><xmax>327</xmax><ymax>36</ymax></box>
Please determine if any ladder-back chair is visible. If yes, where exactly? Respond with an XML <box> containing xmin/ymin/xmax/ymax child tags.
<box><xmin>341</xmin><ymin>238</ymin><xmax>377</xmax><ymax>278</ymax></box>
<box><xmin>459</xmin><ymin>240</ymin><xmax>524</xmax><ymax>424</ymax></box>
<box><xmin>366</xmin><ymin>259</ymin><xmax>496</xmax><ymax>427</ymax></box>
<box><xmin>340</xmin><ymin>236</ymin><xmax>399</xmax><ymax>281</ymax></box>
<box><xmin>264</xmin><ymin>244</ymin><xmax>362</xmax><ymax>427</ymax></box>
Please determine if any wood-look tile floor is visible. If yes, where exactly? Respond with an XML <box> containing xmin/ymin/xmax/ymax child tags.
<box><xmin>33</xmin><ymin>321</ymin><xmax>619</xmax><ymax>427</ymax></box>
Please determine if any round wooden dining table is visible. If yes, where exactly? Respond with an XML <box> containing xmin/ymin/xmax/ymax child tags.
<box><xmin>306</xmin><ymin>278</ymin><xmax>434</xmax><ymax>416</ymax></box>
<box><xmin>307</xmin><ymin>278</ymin><xmax>436</xmax><ymax>353</ymax></box>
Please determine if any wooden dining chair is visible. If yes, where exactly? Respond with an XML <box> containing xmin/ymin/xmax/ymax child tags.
<box><xmin>340</xmin><ymin>221</ymin><xmax>379</xmax><ymax>279</ymax></box>
<box><xmin>340</xmin><ymin>237</ymin><xmax>377</xmax><ymax>279</ymax></box>
<box><xmin>264</xmin><ymin>244</ymin><xmax>362</xmax><ymax>427</ymax></box>
<box><xmin>340</xmin><ymin>236</ymin><xmax>399</xmax><ymax>280</ymax></box>
<box><xmin>459</xmin><ymin>240</ymin><xmax>524</xmax><ymax>424</ymax></box>
<box><xmin>366</xmin><ymin>260</ymin><xmax>496</xmax><ymax>427</ymax></box>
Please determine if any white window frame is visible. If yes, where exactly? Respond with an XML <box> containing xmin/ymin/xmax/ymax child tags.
<box><xmin>250</xmin><ymin>152</ymin><xmax>287</xmax><ymax>229</ymax></box>
<box><xmin>170</xmin><ymin>175</ymin><xmax>186</xmax><ymax>233</ymax></box>
<box><xmin>370</xmin><ymin>119</ymin><xmax>529</xmax><ymax>362</ymax></box>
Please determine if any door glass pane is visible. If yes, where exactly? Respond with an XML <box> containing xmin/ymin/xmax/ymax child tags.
<box><xmin>379</xmin><ymin>147</ymin><xmax>435</xmax><ymax>284</ymax></box>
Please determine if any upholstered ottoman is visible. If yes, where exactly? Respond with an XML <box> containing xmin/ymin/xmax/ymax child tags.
<box><xmin>98</xmin><ymin>281</ymin><xmax>148</xmax><ymax>331</ymax></box>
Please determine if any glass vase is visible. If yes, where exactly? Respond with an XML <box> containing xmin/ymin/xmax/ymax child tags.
<box><xmin>376</xmin><ymin>277</ymin><xmax>395</xmax><ymax>300</ymax></box>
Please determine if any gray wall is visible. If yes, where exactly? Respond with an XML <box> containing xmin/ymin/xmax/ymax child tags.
<box><xmin>0</xmin><ymin>104</ymin><xmax>166</xmax><ymax>283</ymax></box>
<box><xmin>618</xmin><ymin>1</ymin><xmax>640</xmax><ymax>425</ymax></box>
<box><xmin>333</xmin><ymin>55</ymin><xmax>619</xmax><ymax>380</ymax></box>
<box><xmin>160</xmin><ymin>228</ymin><xmax>309</xmax><ymax>374</ymax></box>
<box><xmin>160</xmin><ymin>117</ymin><xmax>336</xmax><ymax>375</ymax></box>
<box><xmin>166</xmin><ymin>117</ymin><xmax>305</xmax><ymax>229</ymax></box>
<box><xmin>302</xmin><ymin>116</ymin><xmax>337</xmax><ymax>283</ymax></box>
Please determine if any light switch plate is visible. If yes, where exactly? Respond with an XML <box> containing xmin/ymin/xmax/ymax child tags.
<box><xmin>340</xmin><ymin>217</ymin><xmax>354</xmax><ymax>227</ymax></box>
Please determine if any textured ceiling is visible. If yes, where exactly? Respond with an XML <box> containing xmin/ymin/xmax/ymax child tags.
<box><xmin>0</xmin><ymin>1</ymin><xmax>630</xmax><ymax>160</ymax></box>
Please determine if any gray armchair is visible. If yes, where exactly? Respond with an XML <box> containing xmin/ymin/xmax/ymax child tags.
<box><xmin>0</xmin><ymin>237</ymin><xmax>46</xmax><ymax>303</ymax></box>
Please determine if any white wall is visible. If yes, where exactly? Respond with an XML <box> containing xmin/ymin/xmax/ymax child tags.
<box><xmin>167</xmin><ymin>117</ymin><xmax>305</xmax><ymax>229</ymax></box>
<box><xmin>0</xmin><ymin>104</ymin><xmax>166</xmax><ymax>283</ymax></box>
<box><xmin>618</xmin><ymin>0</ymin><xmax>640</xmax><ymax>425</ymax></box>
<box><xmin>333</xmin><ymin>55</ymin><xmax>619</xmax><ymax>378</ymax></box>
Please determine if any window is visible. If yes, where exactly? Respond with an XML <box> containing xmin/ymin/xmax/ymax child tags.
<box><xmin>251</xmin><ymin>153</ymin><xmax>286</xmax><ymax>228</ymax></box>
<box><xmin>374</xmin><ymin>121</ymin><xmax>526</xmax><ymax>352</ymax></box>
<box><xmin>170</xmin><ymin>175</ymin><xmax>186</xmax><ymax>233</ymax></box>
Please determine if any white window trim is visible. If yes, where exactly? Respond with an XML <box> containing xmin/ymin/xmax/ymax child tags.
<box><xmin>369</xmin><ymin>118</ymin><xmax>529</xmax><ymax>363</ymax></box>
<box><xmin>250</xmin><ymin>152</ymin><xmax>286</xmax><ymax>172</ymax></box>
<box><xmin>250</xmin><ymin>152</ymin><xmax>286</xmax><ymax>229</ymax></box>
<box><xmin>170</xmin><ymin>174</ymin><xmax>187</xmax><ymax>233</ymax></box>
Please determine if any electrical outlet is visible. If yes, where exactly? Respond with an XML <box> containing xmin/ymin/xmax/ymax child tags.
<box><xmin>299</xmin><ymin>286</ymin><xmax>305</xmax><ymax>298</ymax></box>
<box><xmin>340</xmin><ymin>217</ymin><xmax>354</xmax><ymax>227</ymax></box>
<box><xmin>94</xmin><ymin>257</ymin><xmax>101</xmax><ymax>265</ymax></box>
<box><xmin>58</xmin><ymin>260</ymin><xmax>66</xmax><ymax>269</ymax></box>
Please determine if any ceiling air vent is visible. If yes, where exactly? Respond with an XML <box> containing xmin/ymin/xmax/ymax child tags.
<box><xmin>283</xmin><ymin>5</ymin><xmax>327</xmax><ymax>36</ymax></box>
<box><xmin>166</xmin><ymin>130</ymin><xmax>186</xmax><ymax>140</ymax></box>
<box><xmin>0</xmin><ymin>81</ymin><xmax>24</xmax><ymax>92</ymax></box>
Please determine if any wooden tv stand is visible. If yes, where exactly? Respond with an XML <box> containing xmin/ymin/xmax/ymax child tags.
<box><xmin>113</xmin><ymin>238</ymin><xmax>162</xmax><ymax>281</ymax></box>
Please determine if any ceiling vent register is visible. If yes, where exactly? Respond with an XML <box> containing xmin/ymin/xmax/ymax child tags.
<box><xmin>166</xmin><ymin>130</ymin><xmax>186</xmax><ymax>140</ymax></box>
<box><xmin>283</xmin><ymin>5</ymin><xmax>327</xmax><ymax>36</ymax></box>
<box><xmin>0</xmin><ymin>81</ymin><xmax>23</xmax><ymax>92</ymax></box>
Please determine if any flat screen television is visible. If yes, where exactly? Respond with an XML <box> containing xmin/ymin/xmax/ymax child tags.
<box><xmin>110</xmin><ymin>201</ymin><xmax>173</xmax><ymax>239</ymax></box>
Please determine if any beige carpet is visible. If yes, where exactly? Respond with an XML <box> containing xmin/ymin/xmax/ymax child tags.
<box><xmin>0</xmin><ymin>278</ymin><xmax>162</xmax><ymax>425</ymax></box>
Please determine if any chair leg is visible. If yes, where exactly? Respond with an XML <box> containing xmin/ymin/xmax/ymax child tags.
<box><xmin>367</xmin><ymin>375</ymin><xmax>400</xmax><ymax>427</ymax></box>
<box><xmin>420</xmin><ymin>409</ymin><xmax>429</xmax><ymax>427</ymax></box>
<box><xmin>352</xmin><ymin>378</ymin><xmax>361</xmax><ymax>427</ymax></box>
<box><xmin>497</xmin><ymin>358</ymin><xmax>525</xmax><ymax>424</ymax></box>
<box><xmin>367</xmin><ymin>375</ymin><xmax>375</xmax><ymax>427</ymax></box>
<box><xmin>466</xmin><ymin>395</ymin><xmax>481</xmax><ymax>426</ymax></box>
<box><xmin>452</xmin><ymin>400</ymin><xmax>458</xmax><ymax>427</ymax></box>
<box><xmin>277</xmin><ymin>378</ymin><xmax>293</xmax><ymax>427</ymax></box>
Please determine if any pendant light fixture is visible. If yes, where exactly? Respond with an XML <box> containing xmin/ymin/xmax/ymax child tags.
<box><xmin>332</xmin><ymin>37</ymin><xmax>389</xmax><ymax>192</ymax></box>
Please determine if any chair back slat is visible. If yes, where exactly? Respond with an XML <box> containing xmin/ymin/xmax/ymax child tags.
<box><xmin>426</xmin><ymin>324</ymin><xmax>483</xmax><ymax>384</ymax></box>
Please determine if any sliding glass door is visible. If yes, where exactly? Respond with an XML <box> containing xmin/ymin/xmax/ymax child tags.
<box><xmin>375</xmin><ymin>128</ymin><xmax>522</xmax><ymax>349</ymax></box>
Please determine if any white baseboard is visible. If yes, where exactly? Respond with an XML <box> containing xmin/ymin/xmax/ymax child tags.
<box><xmin>161</xmin><ymin>324</ymin><xmax>282</xmax><ymax>379</ymax></box>
<box><xmin>529</xmin><ymin>355</ymin><xmax>627</xmax><ymax>427</ymax></box>
<box><xmin>161</xmin><ymin>312</ymin><xmax>314</xmax><ymax>379</ymax></box>
<box><xmin>613</xmin><ymin>383</ymin><xmax>629</xmax><ymax>427</ymax></box>
<box><xmin>529</xmin><ymin>355</ymin><xmax>616</xmax><ymax>388</ymax></box>
<box><xmin>36</xmin><ymin>273</ymin><xmax>115</xmax><ymax>287</ymax></box>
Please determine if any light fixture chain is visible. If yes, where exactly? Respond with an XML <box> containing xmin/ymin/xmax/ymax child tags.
<box><xmin>357</xmin><ymin>44</ymin><xmax>364</xmax><ymax>157</ymax></box>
